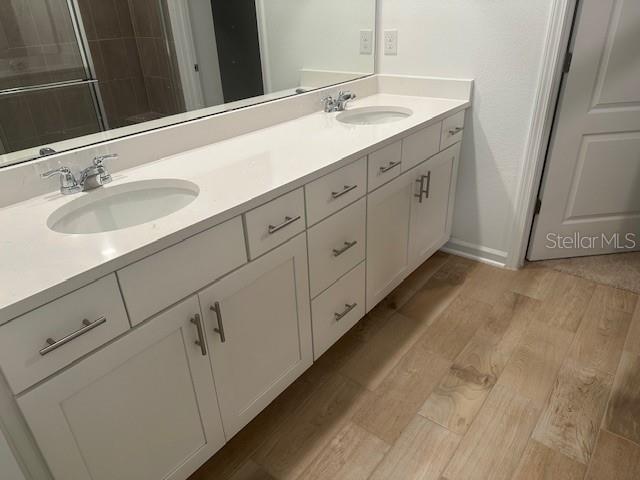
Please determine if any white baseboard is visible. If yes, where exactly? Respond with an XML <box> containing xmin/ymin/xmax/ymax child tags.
<box><xmin>442</xmin><ymin>238</ymin><xmax>509</xmax><ymax>269</ymax></box>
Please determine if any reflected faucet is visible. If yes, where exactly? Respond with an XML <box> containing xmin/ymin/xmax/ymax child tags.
<box><xmin>321</xmin><ymin>91</ymin><xmax>357</xmax><ymax>113</ymax></box>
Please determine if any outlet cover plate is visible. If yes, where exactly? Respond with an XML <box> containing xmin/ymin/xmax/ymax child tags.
<box><xmin>360</xmin><ymin>29</ymin><xmax>373</xmax><ymax>55</ymax></box>
<box><xmin>384</xmin><ymin>29</ymin><xmax>398</xmax><ymax>55</ymax></box>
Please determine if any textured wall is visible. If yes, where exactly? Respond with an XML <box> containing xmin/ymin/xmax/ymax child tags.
<box><xmin>378</xmin><ymin>0</ymin><xmax>554</xmax><ymax>261</ymax></box>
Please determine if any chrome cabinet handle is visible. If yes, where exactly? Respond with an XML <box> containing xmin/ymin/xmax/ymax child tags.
<box><xmin>415</xmin><ymin>172</ymin><xmax>432</xmax><ymax>203</ymax></box>
<box><xmin>448</xmin><ymin>126</ymin><xmax>463</xmax><ymax>136</ymax></box>
<box><xmin>39</xmin><ymin>317</ymin><xmax>107</xmax><ymax>356</ymax></box>
<box><xmin>335</xmin><ymin>303</ymin><xmax>358</xmax><ymax>322</ymax></box>
<box><xmin>268</xmin><ymin>215</ymin><xmax>301</xmax><ymax>235</ymax></box>
<box><xmin>425</xmin><ymin>171</ymin><xmax>431</xmax><ymax>199</ymax></box>
<box><xmin>333</xmin><ymin>240</ymin><xmax>358</xmax><ymax>257</ymax></box>
<box><xmin>210</xmin><ymin>302</ymin><xmax>226</xmax><ymax>343</ymax></box>
<box><xmin>331</xmin><ymin>184</ymin><xmax>358</xmax><ymax>199</ymax></box>
<box><xmin>415</xmin><ymin>175</ymin><xmax>426</xmax><ymax>203</ymax></box>
<box><xmin>379</xmin><ymin>161</ymin><xmax>402</xmax><ymax>174</ymax></box>
<box><xmin>191</xmin><ymin>314</ymin><xmax>207</xmax><ymax>356</ymax></box>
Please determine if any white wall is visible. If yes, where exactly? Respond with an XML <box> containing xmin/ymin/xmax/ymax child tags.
<box><xmin>378</xmin><ymin>0</ymin><xmax>555</xmax><ymax>262</ymax></box>
<box><xmin>258</xmin><ymin>0</ymin><xmax>376</xmax><ymax>92</ymax></box>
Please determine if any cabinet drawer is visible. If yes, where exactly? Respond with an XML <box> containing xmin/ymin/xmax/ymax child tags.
<box><xmin>402</xmin><ymin>122</ymin><xmax>442</xmax><ymax>171</ymax></box>
<box><xmin>305</xmin><ymin>157</ymin><xmax>367</xmax><ymax>226</ymax></box>
<box><xmin>308</xmin><ymin>198</ymin><xmax>366</xmax><ymax>297</ymax></box>
<box><xmin>441</xmin><ymin>110</ymin><xmax>465</xmax><ymax>149</ymax></box>
<box><xmin>118</xmin><ymin>217</ymin><xmax>246</xmax><ymax>325</ymax></box>
<box><xmin>245</xmin><ymin>188</ymin><xmax>306</xmax><ymax>259</ymax></box>
<box><xmin>311</xmin><ymin>262</ymin><xmax>365</xmax><ymax>359</ymax></box>
<box><xmin>368</xmin><ymin>141</ymin><xmax>403</xmax><ymax>191</ymax></box>
<box><xmin>0</xmin><ymin>274</ymin><xmax>130</xmax><ymax>394</ymax></box>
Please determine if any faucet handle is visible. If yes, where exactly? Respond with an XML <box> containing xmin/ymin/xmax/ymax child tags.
<box><xmin>93</xmin><ymin>153</ymin><xmax>118</xmax><ymax>166</ymax></box>
<box><xmin>92</xmin><ymin>153</ymin><xmax>117</xmax><ymax>185</ymax></box>
<box><xmin>41</xmin><ymin>167</ymin><xmax>81</xmax><ymax>195</ymax></box>
<box><xmin>41</xmin><ymin>166</ymin><xmax>72</xmax><ymax>179</ymax></box>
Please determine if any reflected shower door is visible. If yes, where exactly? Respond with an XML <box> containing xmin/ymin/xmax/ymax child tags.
<box><xmin>0</xmin><ymin>0</ymin><xmax>103</xmax><ymax>157</ymax></box>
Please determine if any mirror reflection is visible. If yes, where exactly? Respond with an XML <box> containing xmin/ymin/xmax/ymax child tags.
<box><xmin>0</xmin><ymin>0</ymin><xmax>376</xmax><ymax>166</ymax></box>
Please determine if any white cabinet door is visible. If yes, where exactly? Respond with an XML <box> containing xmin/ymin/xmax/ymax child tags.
<box><xmin>366</xmin><ymin>170</ymin><xmax>414</xmax><ymax>312</ymax></box>
<box><xmin>408</xmin><ymin>144</ymin><xmax>458</xmax><ymax>270</ymax></box>
<box><xmin>198</xmin><ymin>234</ymin><xmax>312</xmax><ymax>438</ymax></box>
<box><xmin>18</xmin><ymin>296</ymin><xmax>225</xmax><ymax>480</ymax></box>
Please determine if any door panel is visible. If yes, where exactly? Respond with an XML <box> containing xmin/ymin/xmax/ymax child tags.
<box><xmin>199</xmin><ymin>234</ymin><xmax>312</xmax><ymax>438</ymax></box>
<box><xmin>529</xmin><ymin>0</ymin><xmax>640</xmax><ymax>259</ymax></box>
<box><xmin>409</xmin><ymin>145</ymin><xmax>457</xmax><ymax>270</ymax></box>
<box><xmin>366</xmin><ymin>171</ymin><xmax>413</xmax><ymax>311</ymax></box>
<box><xmin>17</xmin><ymin>296</ymin><xmax>225</xmax><ymax>480</ymax></box>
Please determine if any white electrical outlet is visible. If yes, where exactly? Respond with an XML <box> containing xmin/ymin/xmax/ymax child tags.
<box><xmin>360</xmin><ymin>29</ymin><xmax>373</xmax><ymax>55</ymax></box>
<box><xmin>384</xmin><ymin>29</ymin><xmax>398</xmax><ymax>55</ymax></box>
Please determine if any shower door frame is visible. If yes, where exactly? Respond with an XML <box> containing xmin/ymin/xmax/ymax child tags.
<box><xmin>66</xmin><ymin>0</ymin><xmax>109</xmax><ymax>131</ymax></box>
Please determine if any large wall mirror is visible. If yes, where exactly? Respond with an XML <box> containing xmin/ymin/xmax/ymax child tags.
<box><xmin>0</xmin><ymin>0</ymin><xmax>376</xmax><ymax>167</ymax></box>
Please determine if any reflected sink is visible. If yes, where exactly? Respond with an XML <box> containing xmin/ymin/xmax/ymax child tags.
<box><xmin>336</xmin><ymin>106</ymin><xmax>413</xmax><ymax>125</ymax></box>
<box><xmin>48</xmin><ymin>179</ymin><xmax>199</xmax><ymax>234</ymax></box>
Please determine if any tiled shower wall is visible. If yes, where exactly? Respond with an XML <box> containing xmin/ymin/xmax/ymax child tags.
<box><xmin>78</xmin><ymin>0</ymin><xmax>184</xmax><ymax>128</ymax></box>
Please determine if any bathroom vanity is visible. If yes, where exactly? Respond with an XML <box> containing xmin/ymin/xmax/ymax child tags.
<box><xmin>0</xmin><ymin>76</ymin><xmax>470</xmax><ymax>480</ymax></box>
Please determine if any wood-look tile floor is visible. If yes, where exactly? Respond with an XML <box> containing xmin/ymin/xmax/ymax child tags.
<box><xmin>189</xmin><ymin>253</ymin><xmax>640</xmax><ymax>480</ymax></box>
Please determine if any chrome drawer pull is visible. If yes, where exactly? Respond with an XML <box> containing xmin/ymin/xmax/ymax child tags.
<box><xmin>331</xmin><ymin>184</ymin><xmax>358</xmax><ymax>199</ymax></box>
<box><xmin>448</xmin><ymin>126</ymin><xmax>463</xmax><ymax>136</ymax></box>
<box><xmin>333</xmin><ymin>240</ymin><xmax>358</xmax><ymax>257</ymax></box>
<box><xmin>379</xmin><ymin>161</ymin><xmax>401</xmax><ymax>174</ymax></box>
<box><xmin>191</xmin><ymin>314</ymin><xmax>207</xmax><ymax>356</ymax></box>
<box><xmin>39</xmin><ymin>317</ymin><xmax>107</xmax><ymax>356</ymax></box>
<box><xmin>268</xmin><ymin>215</ymin><xmax>301</xmax><ymax>234</ymax></box>
<box><xmin>210</xmin><ymin>302</ymin><xmax>226</xmax><ymax>343</ymax></box>
<box><xmin>335</xmin><ymin>303</ymin><xmax>358</xmax><ymax>322</ymax></box>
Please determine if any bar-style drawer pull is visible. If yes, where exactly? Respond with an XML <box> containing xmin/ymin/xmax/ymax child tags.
<box><xmin>333</xmin><ymin>240</ymin><xmax>358</xmax><ymax>257</ymax></box>
<box><xmin>379</xmin><ymin>161</ymin><xmax>402</xmax><ymax>174</ymax></box>
<box><xmin>331</xmin><ymin>184</ymin><xmax>358</xmax><ymax>199</ymax></box>
<box><xmin>334</xmin><ymin>303</ymin><xmax>358</xmax><ymax>321</ymax></box>
<box><xmin>448</xmin><ymin>126</ymin><xmax>463</xmax><ymax>136</ymax></box>
<box><xmin>39</xmin><ymin>317</ymin><xmax>107</xmax><ymax>356</ymax></box>
<box><xmin>268</xmin><ymin>215</ymin><xmax>301</xmax><ymax>234</ymax></box>
<box><xmin>210</xmin><ymin>302</ymin><xmax>226</xmax><ymax>343</ymax></box>
<box><xmin>191</xmin><ymin>314</ymin><xmax>207</xmax><ymax>356</ymax></box>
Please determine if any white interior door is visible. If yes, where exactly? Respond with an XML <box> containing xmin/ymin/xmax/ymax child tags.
<box><xmin>528</xmin><ymin>0</ymin><xmax>640</xmax><ymax>260</ymax></box>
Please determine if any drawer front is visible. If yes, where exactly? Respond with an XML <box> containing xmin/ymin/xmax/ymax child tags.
<box><xmin>368</xmin><ymin>141</ymin><xmax>403</xmax><ymax>191</ymax></box>
<box><xmin>118</xmin><ymin>217</ymin><xmax>246</xmax><ymax>325</ymax></box>
<box><xmin>0</xmin><ymin>274</ymin><xmax>130</xmax><ymax>394</ymax></box>
<box><xmin>305</xmin><ymin>157</ymin><xmax>367</xmax><ymax>226</ymax></box>
<box><xmin>311</xmin><ymin>262</ymin><xmax>365</xmax><ymax>359</ymax></box>
<box><xmin>245</xmin><ymin>188</ymin><xmax>306</xmax><ymax>259</ymax></box>
<box><xmin>441</xmin><ymin>110</ymin><xmax>465</xmax><ymax>149</ymax></box>
<box><xmin>402</xmin><ymin>122</ymin><xmax>442</xmax><ymax>171</ymax></box>
<box><xmin>308</xmin><ymin>198</ymin><xmax>366</xmax><ymax>297</ymax></box>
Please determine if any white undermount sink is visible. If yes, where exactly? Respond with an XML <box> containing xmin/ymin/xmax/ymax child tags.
<box><xmin>336</xmin><ymin>106</ymin><xmax>413</xmax><ymax>125</ymax></box>
<box><xmin>47</xmin><ymin>179</ymin><xmax>199</xmax><ymax>234</ymax></box>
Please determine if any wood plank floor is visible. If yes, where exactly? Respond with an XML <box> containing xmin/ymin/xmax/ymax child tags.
<box><xmin>189</xmin><ymin>252</ymin><xmax>640</xmax><ymax>480</ymax></box>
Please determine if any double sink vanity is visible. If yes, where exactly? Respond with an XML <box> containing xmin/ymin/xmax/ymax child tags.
<box><xmin>0</xmin><ymin>76</ymin><xmax>471</xmax><ymax>480</ymax></box>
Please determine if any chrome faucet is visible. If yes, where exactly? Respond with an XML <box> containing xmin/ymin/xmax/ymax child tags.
<box><xmin>321</xmin><ymin>91</ymin><xmax>357</xmax><ymax>112</ymax></box>
<box><xmin>41</xmin><ymin>154</ymin><xmax>117</xmax><ymax>195</ymax></box>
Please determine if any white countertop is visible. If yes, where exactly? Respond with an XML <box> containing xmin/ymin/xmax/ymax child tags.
<box><xmin>0</xmin><ymin>93</ymin><xmax>469</xmax><ymax>323</ymax></box>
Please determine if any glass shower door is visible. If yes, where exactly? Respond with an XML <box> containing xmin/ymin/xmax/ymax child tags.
<box><xmin>0</xmin><ymin>0</ymin><xmax>103</xmax><ymax>157</ymax></box>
